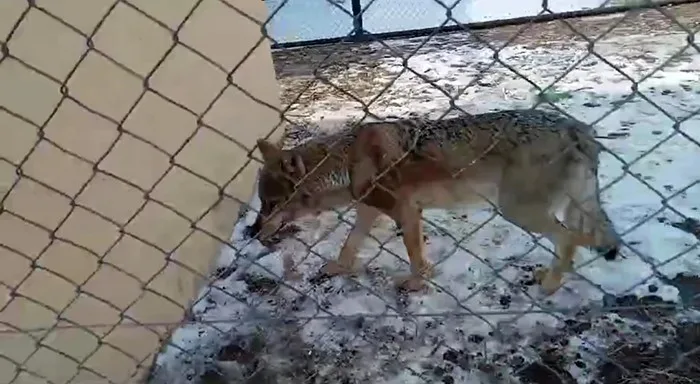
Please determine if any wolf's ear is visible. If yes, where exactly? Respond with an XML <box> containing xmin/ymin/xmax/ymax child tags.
<box><xmin>257</xmin><ymin>138</ymin><xmax>281</xmax><ymax>162</ymax></box>
<box><xmin>281</xmin><ymin>154</ymin><xmax>306</xmax><ymax>177</ymax></box>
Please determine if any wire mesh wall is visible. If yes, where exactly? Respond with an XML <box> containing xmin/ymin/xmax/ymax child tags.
<box><xmin>2</xmin><ymin>0</ymin><xmax>700</xmax><ymax>383</ymax></box>
<box><xmin>265</xmin><ymin>0</ymin><xmax>679</xmax><ymax>47</ymax></box>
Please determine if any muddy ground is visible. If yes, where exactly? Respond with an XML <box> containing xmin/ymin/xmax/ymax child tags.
<box><xmin>194</xmin><ymin>219</ymin><xmax>700</xmax><ymax>384</ymax></box>
<box><xmin>194</xmin><ymin>274</ymin><xmax>700</xmax><ymax>384</ymax></box>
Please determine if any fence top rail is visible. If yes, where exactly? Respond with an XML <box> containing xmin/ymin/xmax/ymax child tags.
<box><xmin>269</xmin><ymin>0</ymin><xmax>696</xmax><ymax>49</ymax></box>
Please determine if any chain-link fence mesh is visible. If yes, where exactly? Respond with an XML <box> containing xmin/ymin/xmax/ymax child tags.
<box><xmin>266</xmin><ymin>0</ymin><xmax>676</xmax><ymax>45</ymax></box>
<box><xmin>2</xmin><ymin>0</ymin><xmax>700</xmax><ymax>383</ymax></box>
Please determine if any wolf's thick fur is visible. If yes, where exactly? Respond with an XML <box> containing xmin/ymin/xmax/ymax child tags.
<box><xmin>252</xmin><ymin>109</ymin><xmax>620</xmax><ymax>294</ymax></box>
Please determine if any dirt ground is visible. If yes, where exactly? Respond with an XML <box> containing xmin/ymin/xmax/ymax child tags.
<box><xmin>198</xmin><ymin>218</ymin><xmax>700</xmax><ymax>383</ymax></box>
<box><xmin>196</xmin><ymin>270</ymin><xmax>700</xmax><ymax>384</ymax></box>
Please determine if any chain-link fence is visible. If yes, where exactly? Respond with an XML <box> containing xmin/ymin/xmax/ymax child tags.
<box><xmin>3</xmin><ymin>0</ymin><xmax>700</xmax><ymax>383</ymax></box>
<box><xmin>1</xmin><ymin>1</ymin><xmax>280</xmax><ymax>383</ymax></box>
<box><xmin>265</xmin><ymin>0</ymin><xmax>678</xmax><ymax>46</ymax></box>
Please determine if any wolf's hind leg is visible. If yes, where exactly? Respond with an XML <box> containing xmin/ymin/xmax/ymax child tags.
<box><xmin>499</xmin><ymin>191</ymin><xmax>594</xmax><ymax>295</ymax></box>
<box><xmin>504</xmin><ymin>207</ymin><xmax>580</xmax><ymax>295</ymax></box>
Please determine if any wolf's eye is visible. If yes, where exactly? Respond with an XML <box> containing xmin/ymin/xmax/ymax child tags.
<box><xmin>261</xmin><ymin>195</ymin><xmax>281</xmax><ymax>213</ymax></box>
<box><xmin>267</xmin><ymin>196</ymin><xmax>291</xmax><ymax>212</ymax></box>
<box><xmin>299</xmin><ymin>190</ymin><xmax>319</xmax><ymax>207</ymax></box>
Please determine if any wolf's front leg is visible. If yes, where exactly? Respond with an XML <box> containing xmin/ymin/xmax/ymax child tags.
<box><xmin>321</xmin><ymin>203</ymin><xmax>381</xmax><ymax>276</ymax></box>
<box><xmin>394</xmin><ymin>205</ymin><xmax>434</xmax><ymax>292</ymax></box>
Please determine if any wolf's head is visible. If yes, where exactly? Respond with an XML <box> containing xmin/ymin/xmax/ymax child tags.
<box><xmin>249</xmin><ymin>139</ymin><xmax>316</xmax><ymax>244</ymax></box>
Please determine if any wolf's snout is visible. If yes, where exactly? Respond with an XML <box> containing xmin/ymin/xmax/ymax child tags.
<box><xmin>246</xmin><ymin>214</ymin><xmax>263</xmax><ymax>239</ymax></box>
<box><xmin>246</xmin><ymin>212</ymin><xmax>290</xmax><ymax>247</ymax></box>
<box><xmin>594</xmin><ymin>245</ymin><xmax>619</xmax><ymax>261</ymax></box>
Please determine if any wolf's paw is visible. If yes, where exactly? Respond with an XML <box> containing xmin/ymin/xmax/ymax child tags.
<box><xmin>534</xmin><ymin>267</ymin><xmax>563</xmax><ymax>296</ymax></box>
<box><xmin>533</xmin><ymin>267</ymin><xmax>548</xmax><ymax>283</ymax></box>
<box><xmin>395</xmin><ymin>275</ymin><xmax>430</xmax><ymax>293</ymax></box>
<box><xmin>320</xmin><ymin>260</ymin><xmax>359</xmax><ymax>277</ymax></box>
<box><xmin>395</xmin><ymin>265</ymin><xmax>434</xmax><ymax>293</ymax></box>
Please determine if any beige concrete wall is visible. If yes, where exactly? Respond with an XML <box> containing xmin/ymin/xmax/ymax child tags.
<box><xmin>0</xmin><ymin>1</ymin><xmax>281</xmax><ymax>383</ymax></box>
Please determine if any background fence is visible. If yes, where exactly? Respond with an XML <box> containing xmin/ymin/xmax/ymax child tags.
<box><xmin>265</xmin><ymin>0</ymin><xmax>675</xmax><ymax>47</ymax></box>
<box><xmin>3</xmin><ymin>0</ymin><xmax>700</xmax><ymax>383</ymax></box>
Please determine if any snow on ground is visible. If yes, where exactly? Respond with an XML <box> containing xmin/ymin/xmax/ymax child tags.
<box><xmin>150</xmin><ymin>30</ymin><xmax>700</xmax><ymax>383</ymax></box>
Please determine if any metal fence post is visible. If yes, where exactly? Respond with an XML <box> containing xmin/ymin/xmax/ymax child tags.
<box><xmin>351</xmin><ymin>0</ymin><xmax>364</xmax><ymax>39</ymax></box>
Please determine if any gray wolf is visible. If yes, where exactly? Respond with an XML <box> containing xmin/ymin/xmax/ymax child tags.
<box><xmin>250</xmin><ymin>109</ymin><xmax>620</xmax><ymax>294</ymax></box>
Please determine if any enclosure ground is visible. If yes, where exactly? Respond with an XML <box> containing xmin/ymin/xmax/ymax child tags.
<box><xmin>151</xmin><ymin>4</ymin><xmax>700</xmax><ymax>384</ymax></box>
